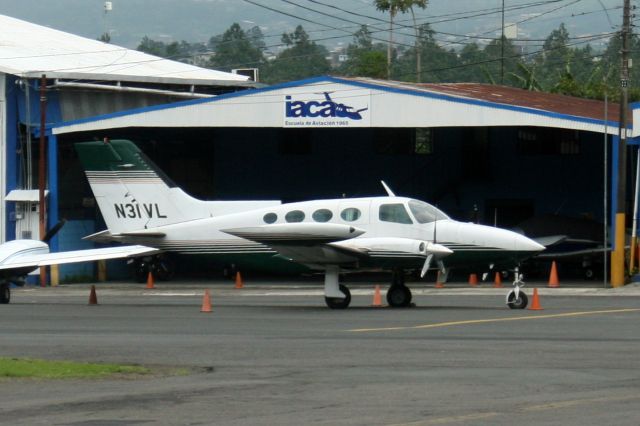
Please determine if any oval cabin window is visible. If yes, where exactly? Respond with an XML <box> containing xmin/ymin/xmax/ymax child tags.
<box><xmin>312</xmin><ymin>209</ymin><xmax>333</xmax><ymax>222</ymax></box>
<box><xmin>263</xmin><ymin>213</ymin><xmax>277</xmax><ymax>224</ymax></box>
<box><xmin>285</xmin><ymin>210</ymin><xmax>305</xmax><ymax>223</ymax></box>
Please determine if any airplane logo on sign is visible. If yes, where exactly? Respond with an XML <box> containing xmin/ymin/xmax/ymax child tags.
<box><xmin>285</xmin><ymin>92</ymin><xmax>369</xmax><ymax>120</ymax></box>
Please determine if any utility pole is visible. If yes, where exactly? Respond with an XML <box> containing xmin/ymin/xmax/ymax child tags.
<box><xmin>500</xmin><ymin>0</ymin><xmax>505</xmax><ymax>85</ymax></box>
<box><xmin>38</xmin><ymin>74</ymin><xmax>47</xmax><ymax>287</ymax></box>
<box><xmin>611</xmin><ymin>0</ymin><xmax>631</xmax><ymax>287</ymax></box>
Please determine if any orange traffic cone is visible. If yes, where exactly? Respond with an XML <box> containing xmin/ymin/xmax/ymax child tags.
<box><xmin>493</xmin><ymin>272</ymin><xmax>503</xmax><ymax>288</ymax></box>
<box><xmin>146</xmin><ymin>271</ymin><xmax>155</xmax><ymax>289</ymax></box>
<box><xmin>200</xmin><ymin>289</ymin><xmax>212</xmax><ymax>313</ymax></box>
<box><xmin>435</xmin><ymin>271</ymin><xmax>445</xmax><ymax>288</ymax></box>
<box><xmin>548</xmin><ymin>261</ymin><xmax>560</xmax><ymax>288</ymax></box>
<box><xmin>528</xmin><ymin>287</ymin><xmax>543</xmax><ymax>310</ymax></box>
<box><xmin>469</xmin><ymin>273</ymin><xmax>479</xmax><ymax>286</ymax></box>
<box><xmin>234</xmin><ymin>271</ymin><xmax>244</xmax><ymax>289</ymax></box>
<box><xmin>372</xmin><ymin>285</ymin><xmax>383</xmax><ymax>307</ymax></box>
<box><xmin>88</xmin><ymin>285</ymin><xmax>98</xmax><ymax>305</ymax></box>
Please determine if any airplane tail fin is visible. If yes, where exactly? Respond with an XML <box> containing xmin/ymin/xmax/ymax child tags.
<box><xmin>75</xmin><ymin>139</ymin><xmax>279</xmax><ymax>234</ymax></box>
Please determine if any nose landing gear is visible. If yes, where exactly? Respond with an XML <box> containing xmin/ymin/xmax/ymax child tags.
<box><xmin>506</xmin><ymin>267</ymin><xmax>528</xmax><ymax>309</ymax></box>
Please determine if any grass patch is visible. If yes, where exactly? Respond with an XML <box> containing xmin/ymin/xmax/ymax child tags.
<box><xmin>0</xmin><ymin>357</ymin><xmax>151</xmax><ymax>380</ymax></box>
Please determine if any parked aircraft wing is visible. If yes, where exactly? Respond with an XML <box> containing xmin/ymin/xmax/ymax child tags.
<box><xmin>0</xmin><ymin>245</ymin><xmax>160</xmax><ymax>270</ymax></box>
<box><xmin>534</xmin><ymin>235</ymin><xmax>568</xmax><ymax>247</ymax></box>
<box><xmin>535</xmin><ymin>246</ymin><xmax>611</xmax><ymax>259</ymax></box>
<box><xmin>221</xmin><ymin>223</ymin><xmax>367</xmax><ymax>266</ymax></box>
<box><xmin>222</xmin><ymin>223</ymin><xmax>366</xmax><ymax>244</ymax></box>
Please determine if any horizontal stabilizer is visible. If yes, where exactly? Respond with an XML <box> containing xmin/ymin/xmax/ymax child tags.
<box><xmin>119</xmin><ymin>231</ymin><xmax>166</xmax><ymax>238</ymax></box>
<box><xmin>84</xmin><ymin>229</ymin><xmax>166</xmax><ymax>243</ymax></box>
<box><xmin>222</xmin><ymin>223</ymin><xmax>365</xmax><ymax>244</ymax></box>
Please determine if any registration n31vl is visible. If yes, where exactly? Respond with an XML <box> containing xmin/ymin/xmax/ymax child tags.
<box><xmin>75</xmin><ymin>139</ymin><xmax>545</xmax><ymax>309</ymax></box>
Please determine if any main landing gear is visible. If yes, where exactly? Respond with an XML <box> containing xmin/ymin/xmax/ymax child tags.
<box><xmin>322</xmin><ymin>267</ymin><xmax>414</xmax><ymax>309</ymax></box>
<box><xmin>132</xmin><ymin>255</ymin><xmax>175</xmax><ymax>283</ymax></box>
<box><xmin>386</xmin><ymin>269</ymin><xmax>412</xmax><ymax>308</ymax></box>
<box><xmin>506</xmin><ymin>267</ymin><xmax>528</xmax><ymax>309</ymax></box>
<box><xmin>324</xmin><ymin>266</ymin><xmax>351</xmax><ymax>309</ymax></box>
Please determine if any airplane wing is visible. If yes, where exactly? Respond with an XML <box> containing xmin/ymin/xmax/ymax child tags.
<box><xmin>222</xmin><ymin>224</ymin><xmax>452</xmax><ymax>270</ymax></box>
<box><xmin>222</xmin><ymin>223</ymin><xmax>368</xmax><ymax>267</ymax></box>
<box><xmin>535</xmin><ymin>246</ymin><xmax>611</xmax><ymax>259</ymax></box>
<box><xmin>0</xmin><ymin>245</ymin><xmax>160</xmax><ymax>271</ymax></box>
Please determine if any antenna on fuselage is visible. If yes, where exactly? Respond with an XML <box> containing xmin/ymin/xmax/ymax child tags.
<box><xmin>381</xmin><ymin>181</ymin><xmax>395</xmax><ymax>197</ymax></box>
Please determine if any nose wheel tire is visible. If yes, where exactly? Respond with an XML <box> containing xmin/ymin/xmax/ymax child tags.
<box><xmin>507</xmin><ymin>290</ymin><xmax>528</xmax><ymax>309</ymax></box>
<box><xmin>325</xmin><ymin>284</ymin><xmax>351</xmax><ymax>309</ymax></box>
<box><xmin>386</xmin><ymin>285</ymin><xmax>412</xmax><ymax>308</ymax></box>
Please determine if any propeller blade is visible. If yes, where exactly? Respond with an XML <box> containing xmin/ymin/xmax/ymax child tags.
<box><xmin>420</xmin><ymin>254</ymin><xmax>434</xmax><ymax>278</ymax></box>
<box><xmin>42</xmin><ymin>219</ymin><xmax>67</xmax><ymax>243</ymax></box>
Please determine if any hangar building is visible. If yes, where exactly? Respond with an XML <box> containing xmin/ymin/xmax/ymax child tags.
<box><xmin>0</xmin><ymin>14</ymin><xmax>254</xmax><ymax>267</ymax></box>
<box><xmin>50</xmin><ymin>76</ymin><xmax>638</xmax><ymax>279</ymax></box>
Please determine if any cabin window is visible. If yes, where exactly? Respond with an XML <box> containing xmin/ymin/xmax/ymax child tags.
<box><xmin>312</xmin><ymin>209</ymin><xmax>333</xmax><ymax>222</ymax></box>
<box><xmin>285</xmin><ymin>210</ymin><xmax>305</xmax><ymax>223</ymax></box>
<box><xmin>340</xmin><ymin>208</ymin><xmax>361</xmax><ymax>222</ymax></box>
<box><xmin>263</xmin><ymin>213</ymin><xmax>277</xmax><ymax>224</ymax></box>
<box><xmin>408</xmin><ymin>200</ymin><xmax>449</xmax><ymax>224</ymax></box>
<box><xmin>379</xmin><ymin>204</ymin><xmax>413</xmax><ymax>224</ymax></box>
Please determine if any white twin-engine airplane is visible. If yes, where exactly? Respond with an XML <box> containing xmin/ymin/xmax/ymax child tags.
<box><xmin>0</xmin><ymin>220</ymin><xmax>158</xmax><ymax>304</ymax></box>
<box><xmin>75</xmin><ymin>139</ymin><xmax>545</xmax><ymax>310</ymax></box>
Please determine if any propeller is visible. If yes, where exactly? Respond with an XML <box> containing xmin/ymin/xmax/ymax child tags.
<box><xmin>420</xmin><ymin>242</ymin><xmax>453</xmax><ymax>278</ymax></box>
<box><xmin>420</xmin><ymin>254</ymin><xmax>433</xmax><ymax>278</ymax></box>
<box><xmin>42</xmin><ymin>219</ymin><xmax>67</xmax><ymax>243</ymax></box>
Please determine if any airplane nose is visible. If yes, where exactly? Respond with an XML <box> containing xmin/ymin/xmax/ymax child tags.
<box><xmin>516</xmin><ymin>234</ymin><xmax>546</xmax><ymax>252</ymax></box>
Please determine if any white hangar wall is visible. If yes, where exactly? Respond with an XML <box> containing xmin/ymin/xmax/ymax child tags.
<box><xmin>54</xmin><ymin>78</ymin><xmax>613</xmax><ymax>136</ymax></box>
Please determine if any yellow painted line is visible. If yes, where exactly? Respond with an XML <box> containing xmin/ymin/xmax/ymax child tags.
<box><xmin>389</xmin><ymin>395</ymin><xmax>640</xmax><ymax>425</ymax></box>
<box><xmin>522</xmin><ymin>394</ymin><xmax>640</xmax><ymax>412</ymax></box>
<box><xmin>348</xmin><ymin>308</ymin><xmax>640</xmax><ymax>333</ymax></box>
<box><xmin>389</xmin><ymin>412</ymin><xmax>499</xmax><ymax>425</ymax></box>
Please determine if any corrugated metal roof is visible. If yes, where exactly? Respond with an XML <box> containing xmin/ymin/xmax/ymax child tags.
<box><xmin>0</xmin><ymin>14</ymin><xmax>250</xmax><ymax>86</ymax></box>
<box><xmin>351</xmin><ymin>78</ymin><xmax>625</xmax><ymax>125</ymax></box>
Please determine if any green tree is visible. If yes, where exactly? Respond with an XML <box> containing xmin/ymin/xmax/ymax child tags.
<box><xmin>208</xmin><ymin>23</ymin><xmax>264</xmax><ymax>72</ymax></box>
<box><xmin>137</xmin><ymin>36</ymin><xmax>168</xmax><ymax>57</ymax></box>
<box><xmin>458</xmin><ymin>43</ymin><xmax>487</xmax><ymax>83</ymax></box>
<box><xmin>399</xmin><ymin>0</ymin><xmax>429</xmax><ymax>82</ymax></box>
<box><xmin>482</xmin><ymin>36</ymin><xmax>520</xmax><ymax>85</ymax></box>
<box><xmin>509</xmin><ymin>62</ymin><xmax>543</xmax><ymax>91</ymax></box>
<box><xmin>395</xmin><ymin>23</ymin><xmax>459</xmax><ymax>82</ymax></box>
<box><xmin>374</xmin><ymin>0</ymin><xmax>403</xmax><ymax>79</ymax></box>
<box><xmin>338</xmin><ymin>25</ymin><xmax>387</xmax><ymax>78</ymax></box>
<box><xmin>534</xmin><ymin>23</ymin><xmax>572</xmax><ymax>89</ymax></box>
<box><xmin>262</xmin><ymin>25</ymin><xmax>330</xmax><ymax>84</ymax></box>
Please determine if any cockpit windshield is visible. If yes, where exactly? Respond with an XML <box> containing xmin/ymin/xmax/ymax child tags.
<box><xmin>408</xmin><ymin>199</ymin><xmax>450</xmax><ymax>223</ymax></box>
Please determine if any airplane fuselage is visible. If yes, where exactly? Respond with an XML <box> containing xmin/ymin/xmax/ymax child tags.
<box><xmin>96</xmin><ymin>196</ymin><xmax>543</xmax><ymax>273</ymax></box>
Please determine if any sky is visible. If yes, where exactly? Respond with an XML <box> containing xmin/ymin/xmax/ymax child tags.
<box><xmin>0</xmin><ymin>0</ymin><xmax>625</xmax><ymax>51</ymax></box>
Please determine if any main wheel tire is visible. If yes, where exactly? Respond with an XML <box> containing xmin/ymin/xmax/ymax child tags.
<box><xmin>0</xmin><ymin>284</ymin><xmax>10</xmax><ymax>304</ymax></box>
<box><xmin>154</xmin><ymin>259</ymin><xmax>175</xmax><ymax>281</ymax></box>
<box><xmin>325</xmin><ymin>284</ymin><xmax>351</xmax><ymax>309</ymax></box>
<box><xmin>507</xmin><ymin>290</ymin><xmax>528</xmax><ymax>309</ymax></box>
<box><xmin>386</xmin><ymin>285</ymin><xmax>412</xmax><ymax>308</ymax></box>
<box><xmin>134</xmin><ymin>262</ymin><xmax>149</xmax><ymax>283</ymax></box>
